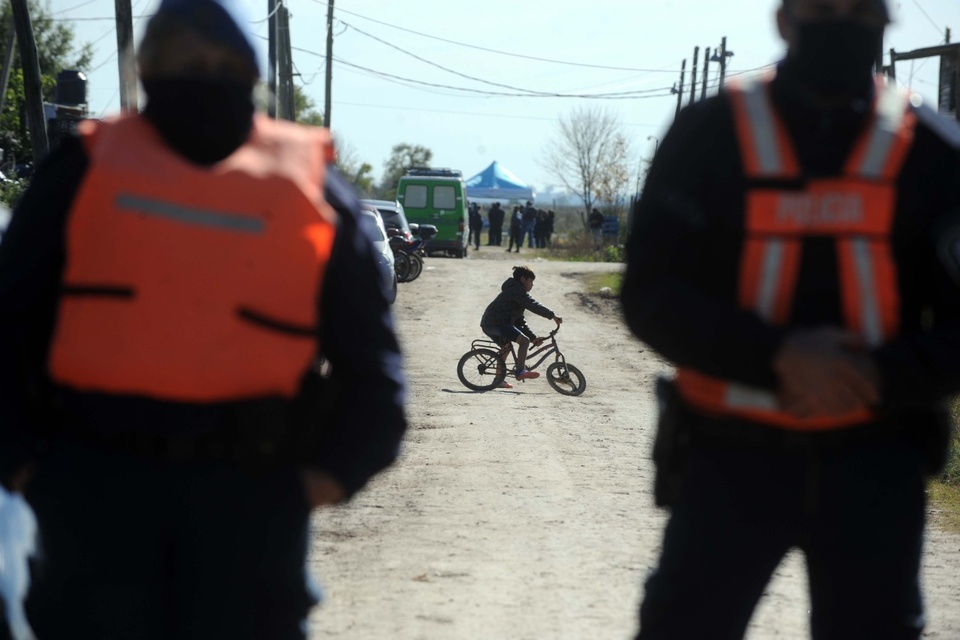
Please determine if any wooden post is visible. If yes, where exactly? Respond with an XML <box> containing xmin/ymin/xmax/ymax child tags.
<box><xmin>277</xmin><ymin>5</ymin><xmax>294</xmax><ymax>121</ymax></box>
<box><xmin>675</xmin><ymin>59</ymin><xmax>686</xmax><ymax>119</ymax></box>
<box><xmin>689</xmin><ymin>46</ymin><xmax>699</xmax><ymax>106</ymax></box>
<box><xmin>114</xmin><ymin>0</ymin><xmax>139</xmax><ymax>111</ymax></box>
<box><xmin>323</xmin><ymin>0</ymin><xmax>334</xmax><ymax>128</ymax></box>
<box><xmin>0</xmin><ymin>24</ymin><xmax>17</xmax><ymax>118</ymax></box>
<box><xmin>718</xmin><ymin>36</ymin><xmax>728</xmax><ymax>87</ymax></box>
<box><xmin>701</xmin><ymin>46</ymin><xmax>711</xmax><ymax>101</ymax></box>
<box><xmin>10</xmin><ymin>0</ymin><xmax>47</xmax><ymax>160</ymax></box>
<box><xmin>267</xmin><ymin>0</ymin><xmax>277</xmax><ymax>118</ymax></box>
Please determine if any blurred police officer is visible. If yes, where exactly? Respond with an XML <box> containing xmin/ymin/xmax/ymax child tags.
<box><xmin>0</xmin><ymin>0</ymin><xmax>406</xmax><ymax>637</ymax></box>
<box><xmin>623</xmin><ymin>0</ymin><xmax>960</xmax><ymax>637</ymax></box>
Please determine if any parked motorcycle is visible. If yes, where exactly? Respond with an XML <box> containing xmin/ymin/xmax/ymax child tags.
<box><xmin>389</xmin><ymin>223</ymin><xmax>437</xmax><ymax>283</ymax></box>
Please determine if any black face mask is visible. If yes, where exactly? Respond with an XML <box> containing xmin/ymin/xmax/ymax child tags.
<box><xmin>142</xmin><ymin>77</ymin><xmax>255</xmax><ymax>165</ymax></box>
<box><xmin>785</xmin><ymin>19</ymin><xmax>883</xmax><ymax>97</ymax></box>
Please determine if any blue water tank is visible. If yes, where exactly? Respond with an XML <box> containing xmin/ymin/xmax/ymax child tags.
<box><xmin>55</xmin><ymin>70</ymin><xmax>87</xmax><ymax>106</ymax></box>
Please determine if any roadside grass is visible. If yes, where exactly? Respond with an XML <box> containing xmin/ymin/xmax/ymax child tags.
<box><xmin>545</xmin><ymin>231</ymin><xmax>624</xmax><ymax>263</ymax></box>
<box><xmin>584</xmin><ymin>271</ymin><xmax>623</xmax><ymax>296</ymax></box>
<box><xmin>931</xmin><ymin>401</ymin><xmax>960</xmax><ymax>533</ymax></box>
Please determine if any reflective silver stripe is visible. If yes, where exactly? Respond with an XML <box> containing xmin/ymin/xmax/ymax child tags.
<box><xmin>850</xmin><ymin>238</ymin><xmax>884</xmax><ymax>346</ymax></box>
<box><xmin>725</xmin><ymin>384</ymin><xmax>778</xmax><ymax>412</ymax></box>
<box><xmin>756</xmin><ymin>240</ymin><xmax>784</xmax><ymax>321</ymax></box>
<box><xmin>854</xmin><ymin>85</ymin><xmax>907</xmax><ymax>179</ymax></box>
<box><xmin>739</xmin><ymin>81</ymin><xmax>784</xmax><ymax>176</ymax></box>
<box><xmin>115</xmin><ymin>194</ymin><xmax>265</xmax><ymax>234</ymax></box>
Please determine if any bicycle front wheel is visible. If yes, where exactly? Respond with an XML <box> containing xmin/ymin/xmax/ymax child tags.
<box><xmin>457</xmin><ymin>348</ymin><xmax>507</xmax><ymax>391</ymax></box>
<box><xmin>546</xmin><ymin>362</ymin><xmax>586</xmax><ymax>396</ymax></box>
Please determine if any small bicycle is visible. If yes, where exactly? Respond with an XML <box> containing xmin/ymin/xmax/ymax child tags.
<box><xmin>456</xmin><ymin>327</ymin><xmax>586</xmax><ymax>396</ymax></box>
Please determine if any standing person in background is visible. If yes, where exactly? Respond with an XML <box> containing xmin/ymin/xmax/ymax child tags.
<box><xmin>469</xmin><ymin>201</ymin><xmax>483</xmax><ymax>251</ymax></box>
<box><xmin>588</xmin><ymin>208</ymin><xmax>605</xmax><ymax>247</ymax></box>
<box><xmin>522</xmin><ymin>200</ymin><xmax>538</xmax><ymax>248</ymax></box>
<box><xmin>545</xmin><ymin>209</ymin><xmax>555</xmax><ymax>248</ymax></box>
<box><xmin>622</xmin><ymin>0</ymin><xmax>960</xmax><ymax>638</ymax></box>
<box><xmin>506</xmin><ymin>205</ymin><xmax>523</xmax><ymax>253</ymax></box>
<box><xmin>534</xmin><ymin>209</ymin><xmax>548</xmax><ymax>248</ymax></box>
<box><xmin>0</xmin><ymin>1</ymin><xmax>407</xmax><ymax>637</ymax></box>
<box><xmin>487</xmin><ymin>201</ymin><xmax>505</xmax><ymax>246</ymax></box>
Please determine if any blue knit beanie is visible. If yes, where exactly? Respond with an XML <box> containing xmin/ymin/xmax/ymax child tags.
<box><xmin>153</xmin><ymin>0</ymin><xmax>259</xmax><ymax>75</ymax></box>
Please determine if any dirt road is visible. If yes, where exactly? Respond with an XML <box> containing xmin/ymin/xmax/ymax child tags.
<box><xmin>306</xmin><ymin>250</ymin><xmax>960</xmax><ymax>639</ymax></box>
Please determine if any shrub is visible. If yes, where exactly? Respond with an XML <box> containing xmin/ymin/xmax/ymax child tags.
<box><xmin>0</xmin><ymin>178</ymin><xmax>29</xmax><ymax>208</ymax></box>
<box><xmin>943</xmin><ymin>401</ymin><xmax>960</xmax><ymax>487</ymax></box>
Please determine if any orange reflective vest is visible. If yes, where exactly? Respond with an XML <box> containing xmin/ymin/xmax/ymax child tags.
<box><xmin>675</xmin><ymin>77</ymin><xmax>917</xmax><ymax>431</ymax></box>
<box><xmin>48</xmin><ymin>114</ymin><xmax>338</xmax><ymax>402</ymax></box>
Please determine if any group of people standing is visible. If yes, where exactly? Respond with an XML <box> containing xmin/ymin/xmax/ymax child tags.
<box><xmin>467</xmin><ymin>201</ymin><xmax>554</xmax><ymax>252</ymax></box>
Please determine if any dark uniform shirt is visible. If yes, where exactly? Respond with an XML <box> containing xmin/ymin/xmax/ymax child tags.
<box><xmin>0</xmin><ymin>134</ymin><xmax>407</xmax><ymax>497</ymax></box>
<box><xmin>623</xmin><ymin>66</ymin><xmax>960</xmax><ymax>453</ymax></box>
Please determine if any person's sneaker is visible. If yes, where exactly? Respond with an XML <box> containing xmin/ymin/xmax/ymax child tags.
<box><xmin>515</xmin><ymin>369</ymin><xmax>540</xmax><ymax>380</ymax></box>
<box><xmin>498</xmin><ymin>381</ymin><xmax>514</xmax><ymax>389</ymax></box>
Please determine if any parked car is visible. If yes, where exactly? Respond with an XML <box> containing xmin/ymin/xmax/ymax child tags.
<box><xmin>361</xmin><ymin>199</ymin><xmax>413</xmax><ymax>243</ymax></box>
<box><xmin>358</xmin><ymin>203</ymin><xmax>398</xmax><ymax>304</ymax></box>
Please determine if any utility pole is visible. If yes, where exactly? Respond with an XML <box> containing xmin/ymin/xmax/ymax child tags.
<box><xmin>277</xmin><ymin>4</ymin><xmax>294</xmax><ymax>121</ymax></box>
<box><xmin>267</xmin><ymin>0</ymin><xmax>277</xmax><ymax>117</ymax></box>
<box><xmin>114</xmin><ymin>0</ymin><xmax>138</xmax><ymax>111</ymax></box>
<box><xmin>10</xmin><ymin>0</ymin><xmax>47</xmax><ymax>160</ymax></box>
<box><xmin>888</xmin><ymin>48</ymin><xmax>897</xmax><ymax>80</ymax></box>
<box><xmin>0</xmin><ymin>24</ymin><xmax>17</xmax><ymax>118</ymax></box>
<box><xmin>718</xmin><ymin>36</ymin><xmax>729</xmax><ymax>87</ymax></box>
<box><xmin>323</xmin><ymin>0</ymin><xmax>334</xmax><ymax>128</ymax></box>
<box><xmin>689</xmin><ymin>46</ymin><xmax>699</xmax><ymax>106</ymax></box>
<box><xmin>675</xmin><ymin>59</ymin><xmax>686</xmax><ymax>119</ymax></box>
<box><xmin>701</xmin><ymin>46</ymin><xmax>711</xmax><ymax>101</ymax></box>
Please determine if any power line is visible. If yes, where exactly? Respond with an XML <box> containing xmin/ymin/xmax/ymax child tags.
<box><xmin>332</xmin><ymin>56</ymin><xmax>676</xmax><ymax>99</ymax></box>
<box><xmin>307</xmin><ymin>0</ymin><xmax>684</xmax><ymax>73</ymax></box>
<box><xmin>339</xmin><ymin>20</ymin><xmax>672</xmax><ymax>98</ymax></box>
<box><xmin>331</xmin><ymin>99</ymin><xmax>666</xmax><ymax>128</ymax></box>
<box><xmin>261</xmin><ymin>35</ymin><xmax>679</xmax><ymax>99</ymax></box>
<box><xmin>51</xmin><ymin>0</ymin><xmax>100</xmax><ymax>16</ymax></box>
<box><xmin>52</xmin><ymin>15</ymin><xmax>152</xmax><ymax>21</ymax></box>
<box><xmin>908</xmin><ymin>0</ymin><xmax>949</xmax><ymax>41</ymax></box>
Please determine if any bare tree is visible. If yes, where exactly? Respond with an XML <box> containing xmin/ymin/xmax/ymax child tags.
<box><xmin>542</xmin><ymin>106</ymin><xmax>633</xmax><ymax>228</ymax></box>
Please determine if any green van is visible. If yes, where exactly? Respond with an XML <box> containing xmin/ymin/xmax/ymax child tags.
<box><xmin>396</xmin><ymin>167</ymin><xmax>469</xmax><ymax>258</ymax></box>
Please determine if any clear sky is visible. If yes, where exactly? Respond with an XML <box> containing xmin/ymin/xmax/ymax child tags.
<box><xmin>55</xmin><ymin>0</ymin><xmax>960</xmax><ymax>194</ymax></box>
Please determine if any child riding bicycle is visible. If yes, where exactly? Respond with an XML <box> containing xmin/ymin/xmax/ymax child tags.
<box><xmin>480</xmin><ymin>265</ymin><xmax>562</xmax><ymax>387</ymax></box>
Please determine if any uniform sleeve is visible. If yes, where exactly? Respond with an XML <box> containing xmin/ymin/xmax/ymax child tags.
<box><xmin>310</xmin><ymin>168</ymin><xmax>407</xmax><ymax>497</ymax></box>
<box><xmin>621</xmin><ymin>101</ymin><xmax>786</xmax><ymax>389</ymax></box>
<box><xmin>873</xmin><ymin>127</ymin><xmax>960</xmax><ymax>407</ymax></box>
<box><xmin>0</xmin><ymin>138</ymin><xmax>87</xmax><ymax>488</ymax></box>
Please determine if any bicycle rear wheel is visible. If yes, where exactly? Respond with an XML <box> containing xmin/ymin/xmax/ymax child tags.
<box><xmin>546</xmin><ymin>362</ymin><xmax>586</xmax><ymax>396</ymax></box>
<box><xmin>457</xmin><ymin>348</ymin><xmax>507</xmax><ymax>391</ymax></box>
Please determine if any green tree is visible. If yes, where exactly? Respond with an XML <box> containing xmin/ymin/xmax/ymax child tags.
<box><xmin>294</xmin><ymin>86</ymin><xmax>323</xmax><ymax>126</ymax></box>
<box><xmin>0</xmin><ymin>0</ymin><xmax>93</xmax><ymax>166</ymax></box>
<box><xmin>380</xmin><ymin>143</ymin><xmax>432</xmax><ymax>198</ymax></box>
<box><xmin>332</xmin><ymin>134</ymin><xmax>374</xmax><ymax>197</ymax></box>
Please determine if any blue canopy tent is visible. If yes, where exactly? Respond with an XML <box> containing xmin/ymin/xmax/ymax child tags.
<box><xmin>465</xmin><ymin>161</ymin><xmax>535</xmax><ymax>201</ymax></box>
